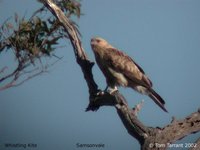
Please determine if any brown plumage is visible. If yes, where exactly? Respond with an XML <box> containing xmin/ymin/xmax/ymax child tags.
<box><xmin>91</xmin><ymin>37</ymin><xmax>168</xmax><ymax>112</ymax></box>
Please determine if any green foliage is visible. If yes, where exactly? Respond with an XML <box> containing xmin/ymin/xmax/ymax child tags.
<box><xmin>56</xmin><ymin>0</ymin><xmax>81</xmax><ymax>18</ymax></box>
<box><xmin>0</xmin><ymin>0</ymin><xmax>81</xmax><ymax>65</ymax></box>
<box><xmin>1</xmin><ymin>15</ymin><xmax>62</xmax><ymax>65</ymax></box>
<box><xmin>0</xmin><ymin>0</ymin><xmax>82</xmax><ymax>90</ymax></box>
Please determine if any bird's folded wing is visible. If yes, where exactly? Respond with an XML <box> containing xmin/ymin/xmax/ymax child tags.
<box><xmin>104</xmin><ymin>48</ymin><xmax>152</xmax><ymax>88</ymax></box>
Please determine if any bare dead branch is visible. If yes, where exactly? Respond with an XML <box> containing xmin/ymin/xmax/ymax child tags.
<box><xmin>13</xmin><ymin>69</ymin><xmax>47</xmax><ymax>87</ymax></box>
<box><xmin>0</xmin><ymin>67</ymin><xmax>8</xmax><ymax>74</ymax></box>
<box><xmin>0</xmin><ymin>58</ymin><xmax>60</xmax><ymax>91</ymax></box>
<box><xmin>132</xmin><ymin>100</ymin><xmax>144</xmax><ymax>116</ymax></box>
<box><xmin>0</xmin><ymin>65</ymin><xmax>22</xmax><ymax>83</ymax></box>
<box><xmin>160</xmin><ymin>111</ymin><xmax>200</xmax><ymax>143</ymax></box>
<box><xmin>141</xmin><ymin>110</ymin><xmax>200</xmax><ymax>150</ymax></box>
<box><xmin>29</xmin><ymin>6</ymin><xmax>46</xmax><ymax>21</ymax></box>
<box><xmin>39</xmin><ymin>1</ymin><xmax>200</xmax><ymax>150</ymax></box>
<box><xmin>190</xmin><ymin>138</ymin><xmax>200</xmax><ymax>150</ymax></box>
<box><xmin>39</xmin><ymin>0</ymin><xmax>99</xmax><ymax>96</ymax></box>
<box><xmin>0</xmin><ymin>66</ymin><xmax>46</xmax><ymax>91</ymax></box>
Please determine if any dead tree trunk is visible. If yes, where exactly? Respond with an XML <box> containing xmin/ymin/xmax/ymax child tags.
<box><xmin>39</xmin><ymin>0</ymin><xmax>200</xmax><ymax>149</ymax></box>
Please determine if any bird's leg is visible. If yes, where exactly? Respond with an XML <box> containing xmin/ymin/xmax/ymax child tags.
<box><xmin>105</xmin><ymin>85</ymin><xmax>118</xmax><ymax>94</ymax></box>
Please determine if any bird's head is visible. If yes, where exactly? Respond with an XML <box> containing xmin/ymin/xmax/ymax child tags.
<box><xmin>91</xmin><ymin>37</ymin><xmax>112</xmax><ymax>49</ymax></box>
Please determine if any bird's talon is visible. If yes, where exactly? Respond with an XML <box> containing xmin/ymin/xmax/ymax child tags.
<box><xmin>105</xmin><ymin>86</ymin><xmax>118</xmax><ymax>94</ymax></box>
<box><xmin>96</xmin><ymin>91</ymin><xmax>104</xmax><ymax>96</ymax></box>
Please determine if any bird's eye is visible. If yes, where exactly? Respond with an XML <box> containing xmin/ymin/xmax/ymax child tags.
<box><xmin>96</xmin><ymin>39</ymin><xmax>100</xmax><ymax>43</ymax></box>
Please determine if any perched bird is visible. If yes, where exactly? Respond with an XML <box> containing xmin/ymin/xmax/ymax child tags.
<box><xmin>90</xmin><ymin>37</ymin><xmax>168</xmax><ymax>112</ymax></box>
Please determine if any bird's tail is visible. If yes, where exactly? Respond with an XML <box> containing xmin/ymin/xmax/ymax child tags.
<box><xmin>148</xmin><ymin>88</ymin><xmax>168</xmax><ymax>113</ymax></box>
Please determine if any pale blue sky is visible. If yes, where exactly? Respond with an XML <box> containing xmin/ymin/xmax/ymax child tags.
<box><xmin>0</xmin><ymin>0</ymin><xmax>200</xmax><ymax>150</ymax></box>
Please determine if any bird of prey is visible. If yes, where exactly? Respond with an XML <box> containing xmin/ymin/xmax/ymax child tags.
<box><xmin>90</xmin><ymin>37</ymin><xmax>168</xmax><ymax>112</ymax></box>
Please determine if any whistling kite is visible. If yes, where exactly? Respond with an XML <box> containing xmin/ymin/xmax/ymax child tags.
<box><xmin>91</xmin><ymin>37</ymin><xmax>167</xmax><ymax>112</ymax></box>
